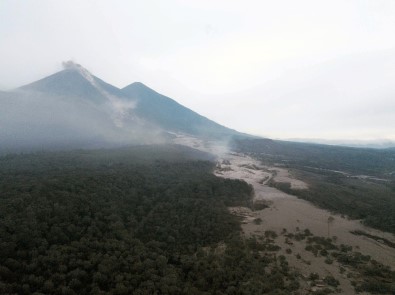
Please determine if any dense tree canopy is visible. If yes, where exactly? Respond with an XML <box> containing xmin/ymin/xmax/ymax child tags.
<box><xmin>0</xmin><ymin>146</ymin><xmax>298</xmax><ymax>294</ymax></box>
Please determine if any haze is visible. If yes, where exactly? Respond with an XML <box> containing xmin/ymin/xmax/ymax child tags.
<box><xmin>1</xmin><ymin>0</ymin><xmax>395</xmax><ymax>141</ymax></box>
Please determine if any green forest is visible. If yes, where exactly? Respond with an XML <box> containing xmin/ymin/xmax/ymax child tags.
<box><xmin>0</xmin><ymin>145</ymin><xmax>299</xmax><ymax>294</ymax></box>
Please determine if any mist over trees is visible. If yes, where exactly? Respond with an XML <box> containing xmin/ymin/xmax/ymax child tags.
<box><xmin>0</xmin><ymin>146</ymin><xmax>303</xmax><ymax>294</ymax></box>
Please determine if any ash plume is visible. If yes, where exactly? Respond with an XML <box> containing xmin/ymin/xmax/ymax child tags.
<box><xmin>62</xmin><ymin>60</ymin><xmax>137</xmax><ymax>127</ymax></box>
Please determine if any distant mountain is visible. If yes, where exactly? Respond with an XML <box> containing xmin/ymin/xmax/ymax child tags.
<box><xmin>20</xmin><ymin>65</ymin><xmax>126</xmax><ymax>104</ymax></box>
<box><xmin>21</xmin><ymin>69</ymin><xmax>108</xmax><ymax>104</ymax></box>
<box><xmin>287</xmin><ymin>138</ymin><xmax>395</xmax><ymax>149</ymax></box>
<box><xmin>122</xmin><ymin>82</ymin><xmax>238</xmax><ymax>137</ymax></box>
<box><xmin>0</xmin><ymin>62</ymin><xmax>244</xmax><ymax>152</ymax></box>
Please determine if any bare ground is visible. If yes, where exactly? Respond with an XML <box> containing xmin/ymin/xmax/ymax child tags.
<box><xmin>216</xmin><ymin>153</ymin><xmax>395</xmax><ymax>294</ymax></box>
<box><xmin>173</xmin><ymin>134</ymin><xmax>395</xmax><ymax>294</ymax></box>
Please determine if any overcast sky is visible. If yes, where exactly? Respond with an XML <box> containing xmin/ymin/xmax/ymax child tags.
<box><xmin>1</xmin><ymin>0</ymin><xmax>395</xmax><ymax>141</ymax></box>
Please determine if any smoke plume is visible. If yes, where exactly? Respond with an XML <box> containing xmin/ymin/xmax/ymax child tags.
<box><xmin>61</xmin><ymin>60</ymin><xmax>136</xmax><ymax>127</ymax></box>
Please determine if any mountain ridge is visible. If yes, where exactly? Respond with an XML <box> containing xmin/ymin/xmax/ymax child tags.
<box><xmin>122</xmin><ymin>81</ymin><xmax>239</xmax><ymax>137</ymax></box>
<box><xmin>20</xmin><ymin>69</ymin><xmax>108</xmax><ymax>104</ymax></box>
<box><xmin>0</xmin><ymin>63</ymin><xmax>246</xmax><ymax>151</ymax></box>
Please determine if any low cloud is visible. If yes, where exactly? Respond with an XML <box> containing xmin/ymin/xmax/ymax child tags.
<box><xmin>0</xmin><ymin>86</ymin><xmax>161</xmax><ymax>153</ymax></box>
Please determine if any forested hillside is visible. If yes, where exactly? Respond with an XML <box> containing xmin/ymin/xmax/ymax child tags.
<box><xmin>0</xmin><ymin>146</ymin><xmax>299</xmax><ymax>294</ymax></box>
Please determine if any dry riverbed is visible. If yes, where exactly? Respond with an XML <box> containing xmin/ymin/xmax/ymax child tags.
<box><xmin>174</xmin><ymin>134</ymin><xmax>395</xmax><ymax>294</ymax></box>
<box><xmin>216</xmin><ymin>153</ymin><xmax>395</xmax><ymax>294</ymax></box>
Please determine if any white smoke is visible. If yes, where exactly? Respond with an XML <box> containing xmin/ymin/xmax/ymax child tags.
<box><xmin>62</xmin><ymin>60</ymin><xmax>81</xmax><ymax>70</ymax></box>
<box><xmin>0</xmin><ymin>89</ymin><xmax>165</xmax><ymax>153</ymax></box>
<box><xmin>62</xmin><ymin>60</ymin><xmax>136</xmax><ymax>127</ymax></box>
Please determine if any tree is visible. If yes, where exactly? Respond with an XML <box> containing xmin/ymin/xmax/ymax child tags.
<box><xmin>327</xmin><ymin>216</ymin><xmax>335</xmax><ymax>237</ymax></box>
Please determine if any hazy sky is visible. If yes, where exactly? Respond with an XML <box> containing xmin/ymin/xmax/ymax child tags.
<box><xmin>1</xmin><ymin>0</ymin><xmax>395</xmax><ymax>140</ymax></box>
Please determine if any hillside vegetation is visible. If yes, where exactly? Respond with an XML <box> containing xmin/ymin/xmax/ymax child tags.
<box><xmin>232</xmin><ymin>138</ymin><xmax>395</xmax><ymax>178</ymax></box>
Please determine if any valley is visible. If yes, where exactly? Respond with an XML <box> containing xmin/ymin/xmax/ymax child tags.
<box><xmin>1</xmin><ymin>133</ymin><xmax>394</xmax><ymax>294</ymax></box>
<box><xmin>176</xmin><ymin>135</ymin><xmax>395</xmax><ymax>294</ymax></box>
<box><xmin>1</xmin><ymin>66</ymin><xmax>395</xmax><ymax>294</ymax></box>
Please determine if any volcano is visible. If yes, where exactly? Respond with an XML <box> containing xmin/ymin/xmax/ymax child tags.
<box><xmin>0</xmin><ymin>62</ymin><xmax>244</xmax><ymax>151</ymax></box>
